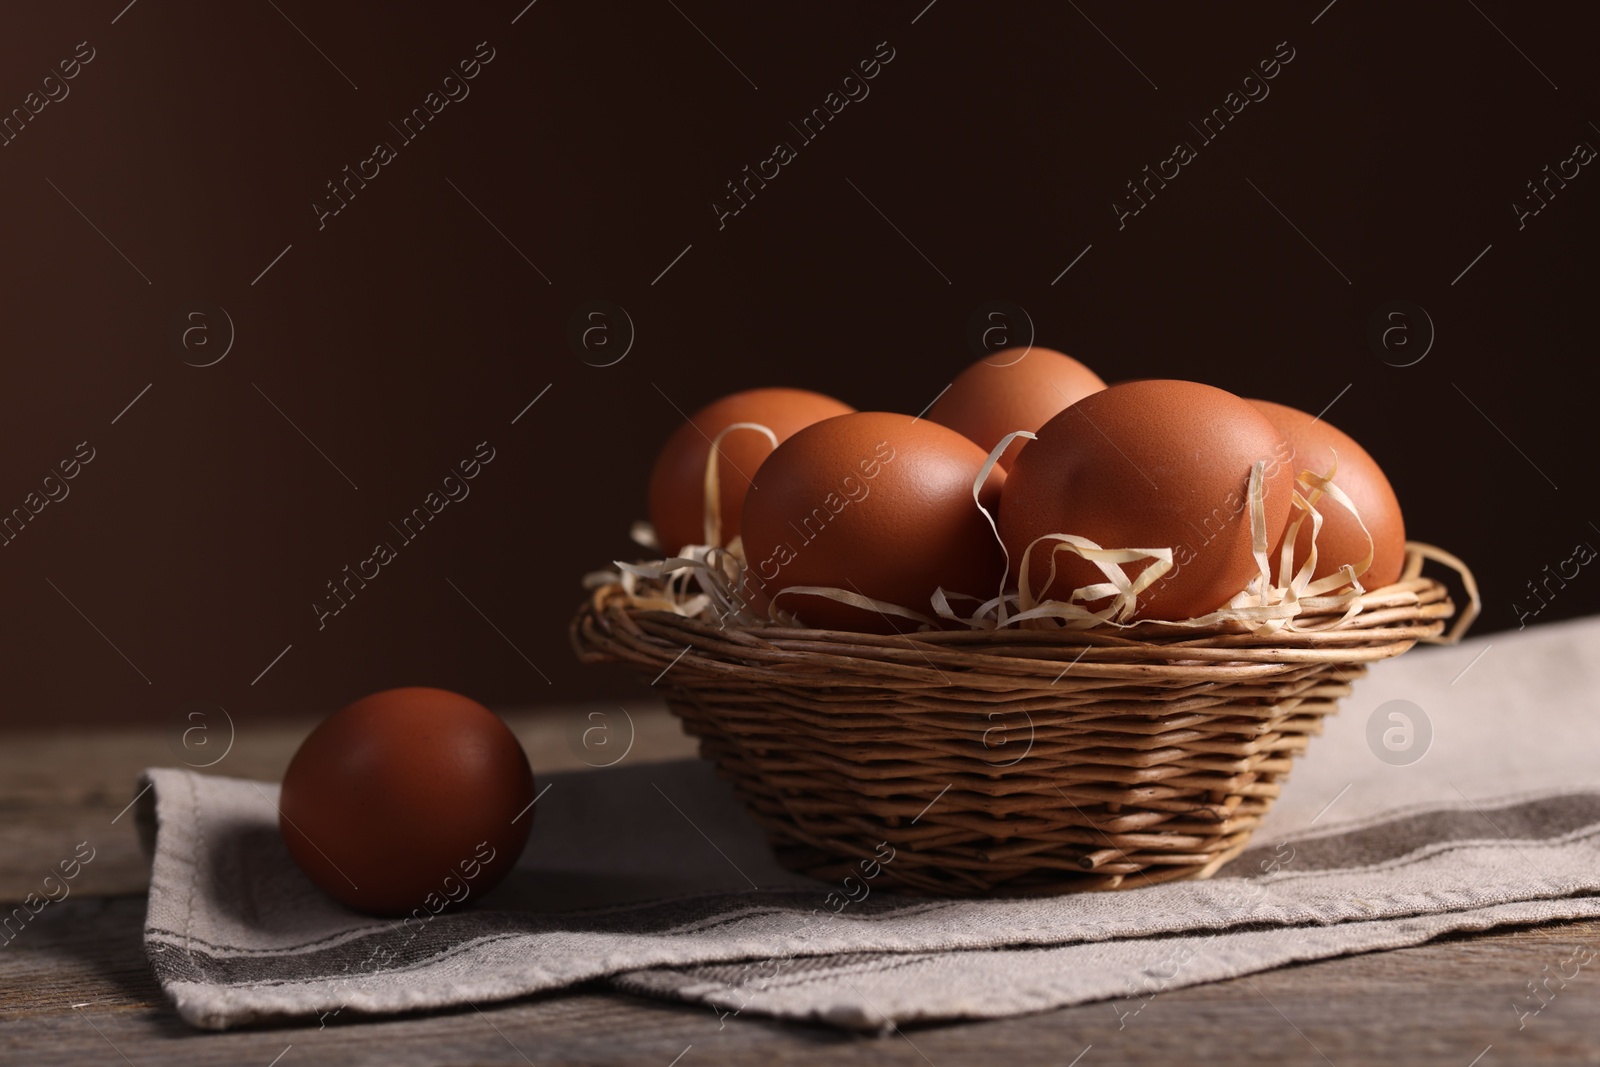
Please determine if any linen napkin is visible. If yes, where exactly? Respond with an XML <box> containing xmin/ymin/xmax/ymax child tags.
<box><xmin>138</xmin><ymin>614</ymin><xmax>1600</xmax><ymax>1031</ymax></box>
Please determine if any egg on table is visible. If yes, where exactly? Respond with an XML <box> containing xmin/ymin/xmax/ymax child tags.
<box><xmin>278</xmin><ymin>687</ymin><xmax>535</xmax><ymax>917</ymax></box>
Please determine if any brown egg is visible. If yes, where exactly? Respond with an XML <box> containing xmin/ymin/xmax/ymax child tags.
<box><xmin>1248</xmin><ymin>399</ymin><xmax>1407</xmax><ymax>588</ymax></box>
<box><xmin>648</xmin><ymin>388</ymin><xmax>855</xmax><ymax>554</ymax></box>
<box><xmin>998</xmin><ymin>380</ymin><xmax>1296</xmax><ymax>622</ymax></box>
<box><xmin>926</xmin><ymin>348</ymin><xmax>1106</xmax><ymax>471</ymax></box>
<box><xmin>740</xmin><ymin>412</ymin><xmax>1006</xmax><ymax>633</ymax></box>
<box><xmin>278</xmin><ymin>687</ymin><xmax>534</xmax><ymax>917</ymax></box>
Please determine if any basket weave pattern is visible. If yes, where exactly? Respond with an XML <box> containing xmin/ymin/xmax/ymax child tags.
<box><xmin>572</xmin><ymin>559</ymin><xmax>1458</xmax><ymax>896</ymax></box>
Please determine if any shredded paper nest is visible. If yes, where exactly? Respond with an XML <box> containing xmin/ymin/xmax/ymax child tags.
<box><xmin>585</xmin><ymin>427</ymin><xmax>1456</xmax><ymax>639</ymax></box>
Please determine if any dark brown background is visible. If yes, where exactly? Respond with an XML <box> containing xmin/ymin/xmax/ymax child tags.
<box><xmin>0</xmin><ymin>1</ymin><xmax>1593</xmax><ymax>731</ymax></box>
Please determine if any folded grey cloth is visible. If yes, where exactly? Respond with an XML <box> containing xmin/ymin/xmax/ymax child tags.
<box><xmin>138</xmin><ymin>615</ymin><xmax>1600</xmax><ymax>1031</ymax></box>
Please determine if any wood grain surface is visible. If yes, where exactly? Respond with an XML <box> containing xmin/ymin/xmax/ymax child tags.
<box><xmin>3</xmin><ymin>704</ymin><xmax>1597</xmax><ymax>1066</ymax></box>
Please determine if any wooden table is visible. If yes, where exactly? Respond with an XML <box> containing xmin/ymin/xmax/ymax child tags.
<box><xmin>4</xmin><ymin>705</ymin><xmax>1597</xmax><ymax>1066</ymax></box>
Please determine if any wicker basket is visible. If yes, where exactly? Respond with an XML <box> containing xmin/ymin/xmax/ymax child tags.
<box><xmin>571</xmin><ymin>546</ymin><xmax>1475</xmax><ymax>896</ymax></box>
